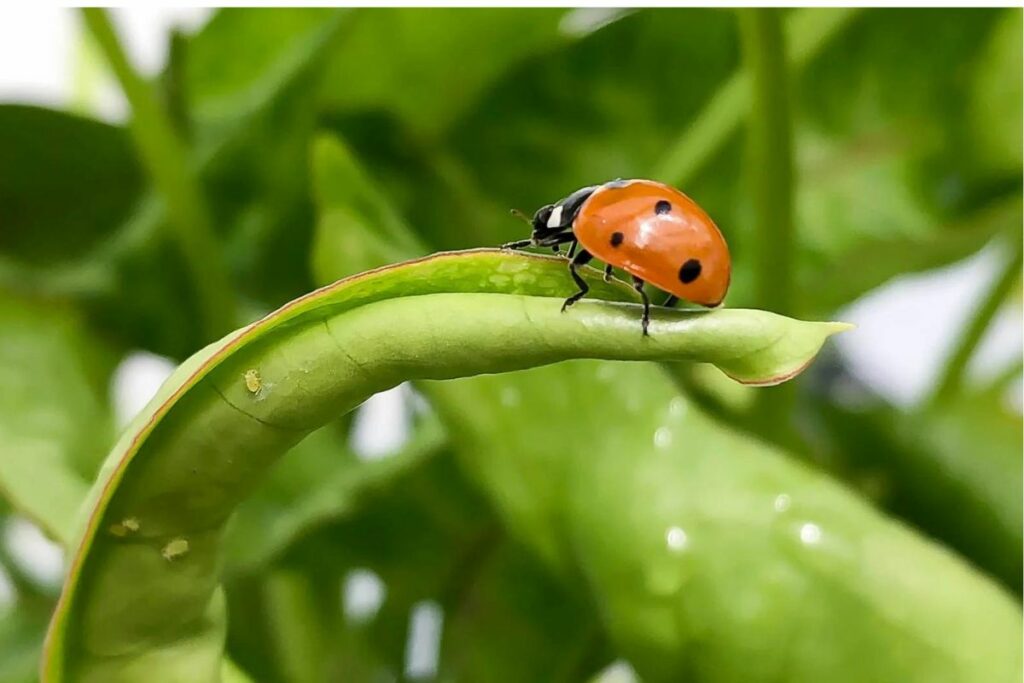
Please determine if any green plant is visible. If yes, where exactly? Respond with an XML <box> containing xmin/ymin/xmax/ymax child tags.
<box><xmin>0</xmin><ymin>7</ymin><xmax>1020</xmax><ymax>683</ymax></box>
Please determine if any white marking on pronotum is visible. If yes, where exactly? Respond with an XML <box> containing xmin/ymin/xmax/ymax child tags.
<box><xmin>547</xmin><ymin>205</ymin><xmax>564</xmax><ymax>228</ymax></box>
<box><xmin>161</xmin><ymin>538</ymin><xmax>190</xmax><ymax>561</ymax></box>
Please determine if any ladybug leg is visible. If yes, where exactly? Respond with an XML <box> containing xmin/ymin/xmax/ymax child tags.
<box><xmin>504</xmin><ymin>231</ymin><xmax>574</xmax><ymax>251</ymax></box>
<box><xmin>561</xmin><ymin>250</ymin><xmax>593</xmax><ymax>312</ymax></box>
<box><xmin>631</xmin><ymin>276</ymin><xmax>651</xmax><ymax>336</ymax></box>
<box><xmin>566</xmin><ymin>240</ymin><xmax>578</xmax><ymax>259</ymax></box>
<box><xmin>662</xmin><ymin>295</ymin><xmax>679</xmax><ymax>308</ymax></box>
<box><xmin>603</xmin><ymin>264</ymin><xmax>614</xmax><ymax>282</ymax></box>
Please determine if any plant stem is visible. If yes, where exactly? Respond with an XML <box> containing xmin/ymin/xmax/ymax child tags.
<box><xmin>80</xmin><ymin>8</ymin><xmax>236</xmax><ymax>340</ymax></box>
<box><xmin>741</xmin><ymin>8</ymin><xmax>795</xmax><ymax>315</ymax></box>
<box><xmin>263</xmin><ymin>570</ymin><xmax>326</xmax><ymax>683</ymax></box>
<box><xmin>740</xmin><ymin>8</ymin><xmax>798</xmax><ymax>431</ymax></box>
<box><xmin>654</xmin><ymin>8</ymin><xmax>860</xmax><ymax>185</ymax></box>
<box><xmin>928</xmin><ymin>233</ymin><xmax>1023</xmax><ymax>409</ymax></box>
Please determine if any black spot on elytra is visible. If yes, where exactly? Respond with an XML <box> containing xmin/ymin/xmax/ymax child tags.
<box><xmin>678</xmin><ymin>259</ymin><xmax>702</xmax><ymax>284</ymax></box>
<box><xmin>655</xmin><ymin>200</ymin><xmax>671</xmax><ymax>215</ymax></box>
<box><xmin>610</xmin><ymin>231</ymin><xmax>624</xmax><ymax>247</ymax></box>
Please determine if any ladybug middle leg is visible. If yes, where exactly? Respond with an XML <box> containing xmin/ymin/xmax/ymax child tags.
<box><xmin>631</xmin><ymin>276</ymin><xmax>652</xmax><ymax>336</ymax></box>
<box><xmin>561</xmin><ymin>249</ymin><xmax>593</xmax><ymax>312</ymax></box>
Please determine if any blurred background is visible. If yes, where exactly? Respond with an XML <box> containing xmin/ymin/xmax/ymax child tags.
<box><xmin>0</xmin><ymin>7</ymin><xmax>1020</xmax><ymax>683</ymax></box>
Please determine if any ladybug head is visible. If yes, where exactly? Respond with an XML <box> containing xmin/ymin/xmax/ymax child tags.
<box><xmin>531</xmin><ymin>204</ymin><xmax>555</xmax><ymax>238</ymax></box>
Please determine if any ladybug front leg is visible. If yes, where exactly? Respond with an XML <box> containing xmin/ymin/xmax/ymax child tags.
<box><xmin>561</xmin><ymin>249</ymin><xmax>593</xmax><ymax>312</ymax></box>
<box><xmin>502</xmin><ymin>231</ymin><xmax>575</xmax><ymax>252</ymax></box>
<box><xmin>631</xmin><ymin>276</ymin><xmax>651</xmax><ymax>336</ymax></box>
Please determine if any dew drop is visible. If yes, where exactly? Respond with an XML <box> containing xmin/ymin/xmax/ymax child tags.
<box><xmin>653</xmin><ymin>427</ymin><xmax>673</xmax><ymax>450</ymax></box>
<box><xmin>799</xmin><ymin>523</ymin><xmax>822</xmax><ymax>545</ymax></box>
<box><xmin>665</xmin><ymin>526</ymin><xmax>688</xmax><ymax>552</ymax></box>
<box><xmin>773</xmin><ymin>494</ymin><xmax>791</xmax><ymax>513</ymax></box>
<box><xmin>668</xmin><ymin>397</ymin><xmax>687</xmax><ymax>419</ymax></box>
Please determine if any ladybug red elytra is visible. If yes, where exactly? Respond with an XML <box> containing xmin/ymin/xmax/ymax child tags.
<box><xmin>503</xmin><ymin>179</ymin><xmax>731</xmax><ymax>335</ymax></box>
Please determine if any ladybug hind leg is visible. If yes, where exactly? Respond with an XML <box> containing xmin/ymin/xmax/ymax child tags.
<box><xmin>631</xmin><ymin>276</ymin><xmax>651</xmax><ymax>336</ymax></box>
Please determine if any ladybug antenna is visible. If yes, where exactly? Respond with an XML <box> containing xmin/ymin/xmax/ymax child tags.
<box><xmin>509</xmin><ymin>208</ymin><xmax>532</xmax><ymax>225</ymax></box>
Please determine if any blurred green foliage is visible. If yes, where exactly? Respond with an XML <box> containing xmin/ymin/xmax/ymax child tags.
<box><xmin>0</xmin><ymin>7</ymin><xmax>1020</xmax><ymax>683</ymax></box>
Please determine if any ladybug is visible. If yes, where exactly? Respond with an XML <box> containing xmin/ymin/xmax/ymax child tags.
<box><xmin>503</xmin><ymin>179</ymin><xmax>731</xmax><ymax>335</ymax></box>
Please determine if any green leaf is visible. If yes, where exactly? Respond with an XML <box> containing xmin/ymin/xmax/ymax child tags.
<box><xmin>321</xmin><ymin>8</ymin><xmax>570</xmax><ymax>138</ymax></box>
<box><xmin>187</xmin><ymin>10</ymin><xmax>350</xmax><ymax>307</ymax></box>
<box><xmin>225</xmin><ymin>446</ymin><xmax>496</xmax><ymax>679</ymax></box>
<box><xmin>968</xmin><ymin>9</ymin><xmax>1023</xmax><ymax>175</ymax></box>
<box><xmin>219</xmin><ymin>657</ymin><xmax>254</xmax><ymax>683</ymax></box>
<box><xmin>424</xmin><ymin>361</ymin><xmax>1022</xmax><ymax>682</ymax></box>
<box><xmin>41</xmin><ymin>250</ymin><xmax>843</xmax><ymax>681</ymax></box>
<box><xmin>223</xmin><ymin>414</ymin><xmax>445</xmax><ymax>574</ymax></box>
<box><xmin>439</xmin><ymin>540</ymin><xmax>608</xmax><ymax>682</ymax></box>
<box><xmin>0</xmin><ymin>294</ymin><xmax>113</xmax><ymax>545</ymax></box>
<box><xmin>4</xmin><ymin>11</ymin><xmax>350</xmax><ymax>358</ymax></box>
<box><xmin>812</xmin><ymin>383</ymin><xmax>1022</xmax><ymax>590</ymax></box>
<box><xmin>381</xmin><ymin>8</ymin><xmax>1015</xmax><ymax>313</ymax></box>
<box><xmin>445</xmin><ymin>8</ymin><xmax>739</xmax><ymax>222</ymax></box>
<box><xmin>310</xmin><ymin>135</ymin><xmax>427</xmax><ymax>284</ymax></box>
<box><xmin>785</xmin><ymin>8</ymin><xmax>1016</xmax><ymax>311</ymax></box>
<box><xmin>0</xmin><ymin>105</ymin><xmax>143</xmax><ymax>268</ymax></box>
<box><xmin>182</xmin><ymin>8</ymin><xmax>340</xmax><ymax>128</ymax></box>
<box><xmin>654</xmin><ymin>7</ymin><xmax>862</xmax><ymax>186</ymax></box>
<box><xmin>0</xmin><ymin>605</ymin><xmax>51</xmax><ymax>683</ymax></box>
